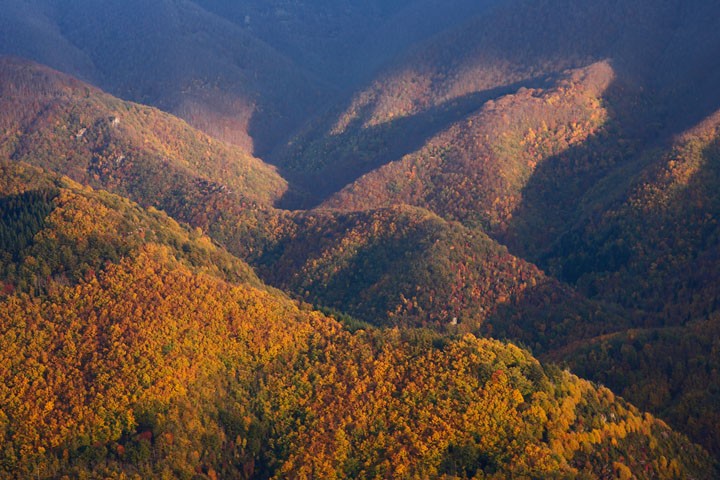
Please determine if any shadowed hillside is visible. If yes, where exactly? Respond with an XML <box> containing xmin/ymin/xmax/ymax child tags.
<box><xmin>0</xmin><ymin>0</ymin><xmax>327</xmax><ymax>154</ymax></box>
<box><xmin>249</xmin><ymin>205</ymin><xmax>630</xmax><ymax>349</ymax></box>
<box><xmin>0</xmin><ymin>0</ymin><xmax>507</xmax><ymax>156</ymax></box>
<box><xmin>322</xmin><ymin>62</ymin><xmax>613</xmax><ymax>229</ymax></box>
<box><xmin>4</xmin><ymin>54</ymin><xmax>720</xmax><ymax>466</ymax></box>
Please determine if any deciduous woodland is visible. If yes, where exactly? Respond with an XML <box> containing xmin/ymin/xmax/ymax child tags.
<box><xmin>1</xmin><ymin>0</ymin><xmax>720</xmax><ymax>478</ymax></box>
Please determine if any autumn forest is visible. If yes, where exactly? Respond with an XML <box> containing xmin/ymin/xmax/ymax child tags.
<box><xmin>1</xmin><ymin>1</ymin><xmax>720</xmax><ymax>478</ymax></box>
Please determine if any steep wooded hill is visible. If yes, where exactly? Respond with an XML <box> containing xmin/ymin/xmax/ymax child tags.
<box><xmin>0</xmin><ymin>0</ymin><xmax>512</xmax><ymax>156</ymax></box>
<box><xmin>0</xmin><ymin>160</ymin><xmax>715</xmax><ymax>479</ymax></box>
<box><xmin>0</xmin><ymin>57</ymin><xmax>287</xmax><ymax>216</ymax></box>
<box><xmin>0</xmin><ymin>159</ymin><xmax>262</xmax><ymax>295</ymax></box>
<box><xmin>4</xmin><ymin>56</ymin><xmax>720</xmax><ymax>463</ymax></box>
<box><xmin>537</xmin><ymin>111</ymin><xmax>720</xmax><ymax>321</ymax></box>
<box><xmin>262</xmin><ymin>1</ymin><xmax>720</xmax><ymax>459</ymax></box>
<box><xmin>254</xmin><ymin>205</ymin><xmax>549</xmax><ymax>330</ymax></box>
<box><xmin>4</xmin><ymin>0</ymin><xmax>720</xmax><ymax>464</ymax></box>
<box><xmin>527</xmin><ymin>110</ymin><xmax>720</xmax><ymax>458</ymax></box>
<box><xmin>556</xmin><ymin>313</ymin><xmax>720</xmax><ymax>460</ymax></box>
<box><xmin>408</xmin><ymin>92</ymin><xmax>720</xmax><ymax>460</ymax></box>
<box><xmin>321</xmin><ymin>62</ymin><xmax>613</xmax><ymax>231</ymax></box>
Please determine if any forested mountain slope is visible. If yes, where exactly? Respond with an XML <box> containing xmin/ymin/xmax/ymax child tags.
<box><xmin>330</xmin><ymin>81</ymin><xmax>720</xmax><ymax>460</ymax></box>
<box><xmin>0</xmin><ymin>0</ymin><xmax>505</xmax><ymax>156</ymax></box>
<box><xmin>250</xmin><ymin>205</ymin><xmax>629</xmax><ymax>349</ymax></box>
<box><xmin>537</xmin><ymin>111</ymin><xmax>720</xmax><ymax>321</ymax></box>
<box><xmin>3</xmin><ymin>54</ymin><xmax>720</xmax><ymax>466</ymax></box>
<box><xmin>0</xmin><ymin>57</ymin><xmax>287</xmax><ymax>216</ymax></box>
<box><xmin>0</xmin><ymin>160</ymin><xmax>716</xmax><ymax>479</ymax></box>
<box><xmin>193</xmin><ymin>0</ymin><xmax>502</xmax><ymax>85</ymax></box>
<box><xmin>0</xmin><ymin>159</ymin><xmax>263</xmax><ymax>294</ymax></box>
<box><xmin>530</xmin><ymin>109</ymin><xmax>720</xmax><ymax>458</ymax></box>
<box><xmin>322</xmin><ymin>61</ymin><xmax>613</xmax><ymax>231</ymax></box>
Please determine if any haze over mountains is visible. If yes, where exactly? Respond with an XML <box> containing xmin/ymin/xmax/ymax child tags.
<box><xmin>0</xmin><ymin>0</ymin><xmax>503</xmax><ymax>156</ymax></box>
<box><xmin>2</xmin><ymin>0</ymin><xmax>720</xmax><ymax>478</ymax></box>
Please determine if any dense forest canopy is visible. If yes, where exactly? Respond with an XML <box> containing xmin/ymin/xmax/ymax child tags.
<box><xmin>1</xmin><ymin>0</ymin><xmax>720</xmax><ymax>477</ymax></box>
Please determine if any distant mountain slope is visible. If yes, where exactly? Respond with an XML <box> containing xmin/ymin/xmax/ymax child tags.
<box><xmin>194</xmin><ymin>0</ymin><xmax>417</xmax><ymax>83</ymax></box>
<box><xmin>194</xmin><ymin>0</ymin><xmax>501</xmax><ymax>85</ymax></box>
<box><xmin>322</xmin><ymin>62</ymin><xmax>613</xmax><ymax>230</ymax></box>
<box><xmin>0</xmin><ymin>0</ymin><xmax>507</xmax><ymax>156</ymax></box>
<box><xmin>0</xmin><ymin>57</ymin><xmax>287</xmax><ymax>213</ymax></box>
<box><xmin>0</xmin><ymin>161</ymin><xmax>715</xmax><ymax>479</ymax></box>
<box><xmin>274</xmin><ymin>0</ymin><xmax>720</xmax><ymax>203</ymax></box>
<box><xmin>363</xmin><ymin>0</ymin><xmax>720</xmax><ymax>130</ymax></box>
<box><xmin>0</xmin><ymin>0</ymin><xmax>98</xmax><ymax>81</ymax></box>
<box><xmin>0</xmin><ymin>0</ymin><xmax>327</xmax><ymax>154</ymax></box>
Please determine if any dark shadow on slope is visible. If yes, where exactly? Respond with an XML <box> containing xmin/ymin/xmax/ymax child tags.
<box><xmin>0</xmin><ymin>189</ymin><xmax>59</xmax><ymax>261</ymax></box>
<box><xmin>501</xmin><ymin>68</ymin><xmax>720</xmax><ymax>271</ymax></box>
<box><xmin>275</xmin><ymin>76</ymin><xmax>557</xmax><ymax>210</ymax></box>
<box><xmin>251</xmin><ymin>208</ymin><xmax>435</xmax><ymax>326</ymax></box>
<box><xmin>484</xmin><ymin>280</ymin><xmax>633</xmax><ymax>355</ymax></box>
<box><xmin>548</xmin><ymin>136</ymin><xmax>719</xmax><ymax>320</ymax></box>
<box><xmin>274</xmin><ymin>0</ymin><xmax>720</xmax><ymax>211</ymax></box>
